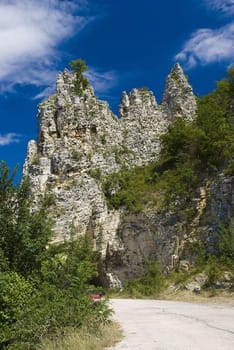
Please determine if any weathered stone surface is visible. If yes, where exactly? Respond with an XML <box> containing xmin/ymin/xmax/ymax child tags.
<box><xmin>104</xmin><ymin>211</ymin><xmax>187</xmax><ymax>283</ymax></box>
<box><xmin>198</xmin><ymin>174</ymin><xmax>234</xmax><ymax>255</ymax></box>
<box><xmin>185</xmin><ymin>273</ymin><xmax>208</xmax><ymax>293</ymax></box>
<box><xmin>215</xmin><ymin>271</ymin><xmax>233</xmax><ymax>289</ymax></box>
<box><xmin>22</xmin><ymin>63</ymin><xmax>234</xmax><ymax>286</ymax></box>
<box><xmin>162</xmin><ymin>63</ymin><xmax>197</xmax><ymax>122</ymax></box>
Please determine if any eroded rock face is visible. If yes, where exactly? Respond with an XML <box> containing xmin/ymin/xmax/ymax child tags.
<box><xmin>162</xmin><ymin>63</ymin><xmax>197</xmax><ymax>122</ymax></box>
<box><xmin>198</xmin><ymin>174</ymin><xmax>234</xmax><ymax>255</ymax></box>
<box><xmin>24</xmin><ymin>63</ymin><xmax>199</xmax><ymax>286</ymax></box>
<box><xmin>105</xmin><ymin>211</ymin><xmax>184</xmax><ymax>282</ymax></box>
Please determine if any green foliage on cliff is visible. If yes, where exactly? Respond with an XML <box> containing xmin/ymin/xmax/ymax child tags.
<box><xmin>196</xmin><ymin>67</ymin><xmax>234</xmax><ymax>171</ymax></box>
<box><xmin>103</xmin><ymin>66</ymin><xmax>234</xmax><ymax>213</ymax></box>
<box><xmin>0</xmin><ymin>162</ymin><xmax>111</xmax><ymax>349</ymax></box>
<box><xmin>103</xmin><ymin>66</ymin><xmax>234</xmax><ymax>292</ymax></box>
<box><xmin>69</xmin><ymin>58</ymin><xmax>89</xmax><ymax>96</ymax></box>
<box><xmin>102</xmin><ymin>164</ymin><xmax>160</xmax><ymax>212</ymax></box>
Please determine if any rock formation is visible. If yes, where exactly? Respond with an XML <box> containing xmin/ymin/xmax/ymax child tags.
<box><xmin>23</xmin><ymin>63</ymin><xmax>207</xmax><ymax>286</ymax></box>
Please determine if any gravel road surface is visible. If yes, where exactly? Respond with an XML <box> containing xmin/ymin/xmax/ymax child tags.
<box><xmin>108</xmin><ymin>298</ymin><xmax>234</xmax><ymax>350</ymax></box>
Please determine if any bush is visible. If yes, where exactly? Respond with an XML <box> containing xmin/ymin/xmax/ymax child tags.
<box><xmin>204</xmin><ymin>257</ymin><xmax>223</xmax><ymax>289</ymax></box>
<box><xmin>102</xmin><ymin>164</ymin><xmax>161</xmax><ymax>212</ymax></box>
<box><xmin>124</xmin><ymin>262</ymin><xmax>166</xmax><ymax>297</ymax></box>
<box><xmin>0</xmin><ymin>272</ymin><xmax>33</xmax><ymax>348</ymax></box>
<box><xmin>0</xmin><ymin>236</ymin><xmax>112</xmax><ymax>349</ymax></box>
<box><xmin>216</xmin><ymin>219</ymin><xmax>234</xmax><ymax>263</ymax></box>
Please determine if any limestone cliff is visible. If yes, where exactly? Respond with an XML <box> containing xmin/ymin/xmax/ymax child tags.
<box><xmin>24</xmin><ymin>63</ymin><xmax>200</xmax><ymax>286</ymax></box>
<box><xmin>106</xmin><ymin>175</ymin><xmax>234</xmax><ymax>285</ymax></box>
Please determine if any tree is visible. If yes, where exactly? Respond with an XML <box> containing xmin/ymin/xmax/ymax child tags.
<box><xmin>160</xmin><ymin>119</ymin><xmax>205</xmax><ymax>168</ymax></box>
<box><xmin>0</xmin><ymin>163</ymin><xmax>111</xmax><ymax>349</ymax></box>
<box><xmin>197</xmin><ymin>65</ymin><xmax>234</xmax><ymax>171</ymax></box>
<box><xmin>0</xmin><ymin>161</ymin><xmax>53</xmax><ymax>276</ymax></box>
<box><xmin>69</xmin><ymin>58</ymin><xmax>89</xmax><ymax>96</ymax></box>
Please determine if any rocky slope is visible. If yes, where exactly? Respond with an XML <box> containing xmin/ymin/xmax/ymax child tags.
<box><xmin>24</xmin><ymin>63</ymin><xmax>233</xmax><ymax>287</ymax></box>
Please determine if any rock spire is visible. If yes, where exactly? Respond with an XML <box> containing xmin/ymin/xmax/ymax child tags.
<box><xmin>23</xmin><ymin>64</ymin><xmax>197</xmax><ymax>286</ymax></box>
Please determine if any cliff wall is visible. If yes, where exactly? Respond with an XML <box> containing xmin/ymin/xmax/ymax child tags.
<box><xmin>23</xmin><ymin>63</ymin><xmax>209</xmax><ymax>286</ymax></box>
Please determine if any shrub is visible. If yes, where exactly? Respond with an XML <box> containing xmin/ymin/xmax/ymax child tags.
<box><xmin>0</xmin><ymin>236</ymin><xmax>112</xmax><ymax>349</ymax></box>
<box><xmin>124</xmin><ymin>262</ymin><xmax>166</xmax><ymax>297</ymax></box>
<box><xmin>204</xmin><ymin>257</ymin><xmax>223</xmax><ymax>288</ymax></box>
<box><xmin>88</xmin><ymin>168</ymin><xmax>102</xmax><ymax>181</ymax></box>
<box><xmin>0</xmin><ymin>272</ymin><xmax>33</xmax><ymax>348</ymax></box>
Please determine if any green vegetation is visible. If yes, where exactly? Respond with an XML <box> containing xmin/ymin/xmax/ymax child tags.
<box><xmin>37</xmin><ymin>322</ymin><xmax>122</xmax><ymax>350</ymax></box>
<box><xmin>200</xmin><ymin>218</ymin><xmax>234</xmax><ymax>280</ymax></box>
<box><xmin>0</xmin><ymin>162</ymin><xmax>111</xmax><ymax>349</ymax></box>
<box><xmin>0</xmin><ymin>162</ymin><xmax>52</xmax><ymax>277</ymax></box>
<box><xmin>90</xmin><ymin>125</ymin><xmax>97</xmax><ymax>134</ymax></box>
<box><xmin>69</xmin><ymin>58</ymin><xmax>89</xmax><ymax>96</ymax></box>
<box><xmin>166</xmin><ymin>218</ymin><xmax>234</xmax><ymax>293</ymax></box>
<box><xmin>216</xmin><ymin>219</ymin><xmax>234</xmax><ymax>263</ymax></box>
<box><xmin>32</xmin><ymin>154</ymin><xmax>40</xmax><ymax>166</ymax></box>
<box><xmin>100</xmin><ymin>133</ymin><xmax>107</xmax><ymax>145</ymax></box>
<box><xmin>170</xmin><ymin>71</ymin><xmax>180</xmax><ymax>82</ymax></box>
<box><xmin>103</xmin><ymin>164</ymin><xmax>160</xmax><ymax>212</ymax></box>
<box><xmin>122</xmin><ymin>262</ymin><xmax>166</xmax><ymax>298</ymax></box>
<box><xmin>42</xmin><ymin>192</ymin><xmax>57</xmax><ymax>208</ymax></box>
<box><xmin>138</xmin><ymin>86</ymin><xmax>150</xmax><ymax>93</ymax></box>
<box><xmin>71</xmin><ymin>149</ymin><xmax>82</xmax><ymax>161</ymax></box>
<box><xmin>104</xmin><ymin>66</ymin><xmax>234</xmax><ymax>295</ymax></box>
<box><xmin>88</xmin><ymin>167</ymin><xmax>102</xmax><ymax>181</ymax></box>
<box><xmin>103</xmin><ymin>66</ymin><xmax>234</xmax><ymax>214</ymax></box>
<box><xmin>1</xmin><ymin>66</ymin><xmax>234</xmax><ymax>348</ymax></box>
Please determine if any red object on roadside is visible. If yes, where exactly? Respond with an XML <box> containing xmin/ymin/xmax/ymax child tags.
<box><xmin>89</xmin><ymin>293</ymin><xmax>102</xmax><ymax>303</ymax></box>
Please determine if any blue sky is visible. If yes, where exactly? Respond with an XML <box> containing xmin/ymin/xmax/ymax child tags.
<box><xmin>0</xmin><ymin>0</ymin><xmax>233</xmax><ymax>181</ymax></box>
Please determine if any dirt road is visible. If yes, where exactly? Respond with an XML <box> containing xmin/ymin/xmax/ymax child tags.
<box><xmin>109</xmin><ymin>299</ymin><xmax>234</xmax><ymax>350</ymax></box>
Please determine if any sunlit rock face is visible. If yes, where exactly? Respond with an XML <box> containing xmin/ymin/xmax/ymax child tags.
<box><xmin>162</xmin><ymin>63</ymin><xmax>197</xmax><ymax>122</ymax></box>
<box><xmin>23</xmin><ymin>63</ymin><xmax>199</xmax><ymax>286</ymax></box>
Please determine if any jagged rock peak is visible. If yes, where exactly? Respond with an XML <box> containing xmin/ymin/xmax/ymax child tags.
<box><xmin>171</xmin><ymin>62</ymin><xmax>185</xmax><ymax>77</ymax></box>
<box><xmin>119</xmin><ymin>87</ymin><xmax>159</xmax><ymax>119</ymax></box>
<box><xmin>162</xmin><ymin>62</ymin><xmax>197</xmax><ymax>122</ymax></box>
<box><xmin>23</xmin><ymin>62</ymin><xmax>198</xmax><ymax>257</ymax></box>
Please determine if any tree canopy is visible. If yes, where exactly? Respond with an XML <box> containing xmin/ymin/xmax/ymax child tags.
<box><xmin>69</xmin><ymin>58</ymin><xmax>89</xmax><ymax>96</ymax></box>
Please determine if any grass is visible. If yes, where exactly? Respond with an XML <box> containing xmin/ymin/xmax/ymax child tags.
<box><xmin>159</xmin><ymin>288</ymin><xmax>234</xmax><ymax>305</ymax></box>
<box><xmin>108</xmin><ymin>286</ymin><xmax>234</xmax><ymax>307</ymax></box>
<box><xmin>107</xmin><ymin>262</ymin><xmax>234</xmax><ymax>305</ymax></box>
<box><xmin>37</xmin><ymin>322</ymin><xmax>123</xmax><ymax>350</ymax></box>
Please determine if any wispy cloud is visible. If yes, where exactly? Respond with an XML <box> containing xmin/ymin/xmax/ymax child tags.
<box><xmin>33</xmin><ymin>86</ymin><xmax>57</xmax><ymax>100</ymax></box>
<box><xmin>85</xmin><ymin>68</ymin><xmax>118</xmax><ymax>93</ymax></box>
<box><xmin>204</xmin><ymin>0</ymin><xmax>234</xmax><ymax>15</ymax></box>
<box><xmin>0</xmin><ymin>0</ymin><xmax>92</xmax><ymax>96</ymax></box>
<box><xmin>175</xmin><ymin>23</ymin><xmax>234</xmax><ymax>68</ymax></box>
<box><xmin>0</xmin><ymin>133</ymin><xmax>21</xmax><ymax>146</ymax></box>
<box><xmin>175</xmin><ymin>0</ymin><xmax>234</xmax><ymax>69</ymax></box>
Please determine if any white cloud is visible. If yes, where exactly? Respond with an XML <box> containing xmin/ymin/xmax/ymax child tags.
<box><xmin>33</xmin><ymin>86</ymin><xmax>56</xmax><ymax>100</ymax></box>
<box><xmin>175</xmin><ymin>23</ymin><xmax>234</xmax><ymax>68</ymax></box>
<box><xmin>85</xmin><ymin>69</ymin><xmax>118</xmax><ymax>93</ymax></box>
<box><xmin>0</xmin><ymin>0</ymin><xmax>92</xmax><ymax>95</ymax></box>
<box><xmin>204</xmin><ymin>0</ymin><xmax>234</xmax><ymax>15</ymax></box>
<box><xmin>0</xmin><ymin>133</ymin><xmax>21</xmax><ymax>146</ymax></box>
